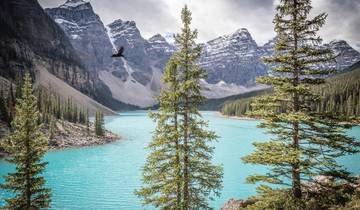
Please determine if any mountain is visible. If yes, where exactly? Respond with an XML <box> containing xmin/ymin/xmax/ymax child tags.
<box><xmin>325</xmin><ymin>40</ymin><xmax>360</xmax><ymax>71</ymax></box>
<box><xmin>0</xmin><ymin>0</ymin><xmax>116</xmax><ymax>115</ymax></box>
<box><xmin>44</xmin><ymin>0</ymin><xmax>138</xmax><ymax>110</ymax></box>
<box><xmin>0</xmin><ymin>0</ymin><xmax>83</xmax><ymax>83</ymax></box>
<box><xmin>146</xmin><ymin>34</ymin><xmax>175</xmax><ymax>69</ymax></box>
<box><xmin>46</xmin><ymin>1</ymin><xmax>171</xmax><ymax>107</ymax></box>
<box><xmin>45</xmin><ymin>1</ymin><xmax>360</xmax><ymax>108</ymax></box>
<box><xmin>199</xmin><ymin>28</ymin><xmax>268</xmax><ymax>86</ymax></box>
<box><xmin>45</xmin><ymin>0</ymin><xmax>114</xmax><ymax>72</ymax></box>
<box><xmin>99</xmin><ymin>19</ymin><xmax>166</xmax><ymax>107</ymax></box>
<box><xmin>259</xmin><ymin>38</ymin><xmax>360</xmax><ymax>73</ymax></box>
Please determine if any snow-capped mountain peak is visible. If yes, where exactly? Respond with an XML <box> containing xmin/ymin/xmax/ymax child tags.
<box><xmin>231</xmin><ymin>28</ymin><xmax>251</xmax><ymax>38</ymax></box>
<box><xmin>59</xmin><ymin>0</ymin><xmax>88</xmax><ymax>9</ymax></box>
<box><xmin>46</xmin><ymin>0</ymin><xmax>113</xmax><ymax>72</ymax></box>
<box><xmin>163</xmin><ymin>32</ymin><xmax>176</xmax><ymax>44</ymax></box>
<box><xmin>148</xmin><ymin>34</ymin><xmax>167</xmax><ymax>43</ymax></box>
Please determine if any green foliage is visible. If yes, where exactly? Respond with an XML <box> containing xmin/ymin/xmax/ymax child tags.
<box><xmin>336</xmin><ymin>192</ymin><xmax>360</xmax><ymax>210</ymax></box>
<box><xmin>241</xmin><ymin>182</ymin><xmax>357</xmax><ymax>210</ymax></box>
<box><xmin>136</xmin><ymin>5</ymin><xmax>223</xmax><ymax>210</ymax></box>
<box><xmin>0</xmin><ymin>73</ymin><xmax>51</xmax><ymax>209</ymax></box>
<box><xmin>94</xmin><ymin>109</ymin><xmax>104</xmax><ymax>136</ymax></box>
<box><xmin>242</xmin><ymin>0</ymin><xmax>359</xmax><ymax>201</ymax></box>
<box><xmin>313</xmin><ymin>62</ymin><xmax>360</xmax><ymax>119</ymax></box>
<box><xmin>36</xmin><ymin>88</ymin><xmax>89</xmax><ymax>125</ymax></box>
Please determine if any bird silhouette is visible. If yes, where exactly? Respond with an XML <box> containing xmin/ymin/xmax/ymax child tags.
<box><xmin>111</xmin><ymin>46</ymin><xmax>125</xmax><ymax>58</ymax></box>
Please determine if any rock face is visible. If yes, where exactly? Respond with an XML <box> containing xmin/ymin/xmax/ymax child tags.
<box><xmin>146</xmin><ymin>34</ymin><xmax>175</xmax><ymax>69</ymax></box>
<box><xmin>0</xmin><ymin>0</ymin><xmax>129</xmax><ymax>112</ymax></box>
<box><xmin>99</xmin><ymin>19</ymin><xmax>172</xmax><ymax>107</ymax></box>
<box><xmin>326</xmin><ymin>40</ymin><xmax>360</xmax><ymax>71</ymax></box>
<box><xmin>107</xmin><ymin>19</ymin><xmax>153</xmax><ymax>85</ymax></box>
<box><xmin>199</xmin><ymin>28</ymin><xmax>268</xmax><ymax>86</ymax></box>
<box><xmin>0</xmin><ymin>0</ymin><xmax>89</xmax><ymax>95</ymax></box>
<box><xmin>45</xmin><ymin>0</ymin><xmax>114</xmax><ymax>72</ymax></box>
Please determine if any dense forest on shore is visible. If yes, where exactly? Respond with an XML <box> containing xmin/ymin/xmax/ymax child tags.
<box><xmin>221</xmin><ymin>61</ymin><xmax>360</xmax><ymax>120</ymax></box>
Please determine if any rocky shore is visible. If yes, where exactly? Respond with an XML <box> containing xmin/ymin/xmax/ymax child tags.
<box><xmin>46</xmin><ymin>120</ymin><xmax>119</xmax><ymax>149</ymax></box>
<box><xmin>217</xmin><ymin>112</ymin><xmax>260</xmax><ymax>121</ymax></box>
<box><xmin>0</xmin><ymin>120</ymin><xmax>120</xmax><ymax>157</ymax></box>
<box><xmin>221</xmin><ymin>198</ymin><xmax>256</xmax><ymax>210</ymax></box>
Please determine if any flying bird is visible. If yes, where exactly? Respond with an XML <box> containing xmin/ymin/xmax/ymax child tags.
<box><xmin>111</xmin><ymin>46</ymin><xmax>125</xmax><ymax>58</ymax></box>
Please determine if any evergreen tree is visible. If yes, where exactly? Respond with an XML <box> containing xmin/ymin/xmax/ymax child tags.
<box><xmin>49</xmin><ymin>116</ymin><xmax>56</xmax><ymax>140</ymax></box>
<box><xmin>86</xmin><ymin>109</ymin><xmax>90</xmax><ymax>134</ymax></box>
<box><xmin>136</xmin><ymin>56</ymin><xmax>182</xmax><ymax>209</ymax></box>
<box><xmin>176</xmin><ymin>7</ymin><xmax>223</xmax><ymax>209</ymax></box>
<box><xmin>137</xmin><ymin>6</ymin><xmax>223</xmax><ymax>209</ymax></box>
<box><xmin>7</xmin><ymin>83</ymin><xmax>16</xmax><ymax>124</ymax></box>
<box><xmin>0</xmin><ymin>87</ymin><xmax>10</xmax><ymax>125</ymax></box>
<box><xmin>94</xmin><ymin>109</ymin><xmax>104</xmax><ymax>136</ymax></box>
<box><xmin>0</xmin><ymin>73</ymin><xmax>51</xmax><ymax>209</ymax></box>
<box><xmin>242</xmin><ymin>0</ymin><xmax>359</xmax><ymax>202</ymax></box>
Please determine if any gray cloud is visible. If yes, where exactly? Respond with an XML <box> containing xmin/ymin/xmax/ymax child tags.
<box><xmin>311</xmin><ymin>0</ymin><xmax>360</xmax><ymax>50</ymax></box>
<box><xmin>38</xmin><ymin>0</ymin><xmax>360</xmax><ymax>50</ymax></box>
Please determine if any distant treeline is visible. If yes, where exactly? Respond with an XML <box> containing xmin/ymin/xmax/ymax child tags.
<box><xmin>221</xmin><ymin>62</ymin><xmax>360</xmax><ymax>119</ymax></box>
<box><xmin>0</xmin><ymin>80</ymin><xmax>89</xmax><ymax>127</ymax></box>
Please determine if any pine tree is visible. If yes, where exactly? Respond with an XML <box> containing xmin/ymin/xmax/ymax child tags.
<box><xmin>95</xmin><ymin>109</ymin><xmax>104</xmax><ymax>136</ymax></box>
<box><xmin>0</xmin><ymin>87</ymin><xmax>10</xmax><ymax>125</ymax></box>
<box><xmin>49</xmin><ymin>116</ymin><xmax>56</xmax><ymax>140</ymax></box>
<box><xmin>137</xmin><ymin>5</ymin><xmax>223</xmax><ymax>209</ymax></box>
<box><xmin>242</xmin><ymin>0</ymin><xmax>359</xmax><ymax>202</ymax></box>
<box><xmin>136</xmin><ymin>56</ymin><xmax>182</xmax><ymax>209</ymax></box>
<box><xmin>86</xmin><ymin>109</ymin><xmax>90</xmax><ymax>134</ymax></box>
<box><xmin>0</xmin><ymin>72</ymin><xmax>51</xmax><ymax>209</ymax></box>
<box><xmin>176</xmin><ymin>6</ymin><xmax>223</xmax><ymax>209</ymax></box>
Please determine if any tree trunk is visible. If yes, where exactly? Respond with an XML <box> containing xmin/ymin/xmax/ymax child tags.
<box><xmin>183</xmin><ymin>97</ymin><xmax>189</xmax><ymax>209</ymax></box>
<box><xmin>173</xmin><ymin>68</ymin><xmax>181</xmax><ymax>209</ymax></box>
<box><xmin>291</xmin><ymin>0</ymin><xmax>302</xmax><ymax>199</ymax></box>
<box><xmin>25</xmin><ymin>129</ymin><xmax>31</xmax><ymax>208</ymax></box>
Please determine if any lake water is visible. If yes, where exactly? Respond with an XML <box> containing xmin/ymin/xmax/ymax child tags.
<box><xmin>1</xmin><ymin>111</ymin><xmax>359</xmax><ymax>209</ymax></box>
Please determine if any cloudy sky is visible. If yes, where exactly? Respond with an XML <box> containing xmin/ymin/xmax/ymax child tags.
<box><xmin>39</xmin><ymin>0</ymin><xmax>360</xmax><ymax>50</ymax></box>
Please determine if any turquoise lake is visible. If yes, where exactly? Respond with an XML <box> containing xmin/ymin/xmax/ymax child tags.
<box><xmin>1</xmin><ymin>111</ymin><xmax>360</xmax><ymax>209</ymax></box>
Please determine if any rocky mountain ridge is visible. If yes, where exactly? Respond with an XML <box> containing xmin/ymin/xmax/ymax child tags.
<box><xmin>44</xmin><ymin>0</ymin><xmax>360</xmax><ymax>108</ymax></box>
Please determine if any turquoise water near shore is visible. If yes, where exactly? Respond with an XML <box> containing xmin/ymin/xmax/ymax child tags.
<box><xmin>1</xmin><ymin>111</ymin><xmax>359</xmax><ymax>209</ymax></box>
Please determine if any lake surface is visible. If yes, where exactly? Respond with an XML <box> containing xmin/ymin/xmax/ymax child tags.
<box><xmin>1</xmin><ymin>111</ymin><xmax>359</xmax><ymax>209</ymax></box>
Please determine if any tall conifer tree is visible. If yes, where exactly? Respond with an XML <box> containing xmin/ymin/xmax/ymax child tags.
<box><xmin>136</xmin><ymin>56</ymin><xmax>182</xmax><ymax>209</ymax></box>
<box><xmin>176</xmin><ymin>6</ymin><xmax>222</xmax><ymax>209</ymax></box>
<box><xmin>243</xmin><ymin>0</ymin><xmax>359</xmax><ymax>201</ymax></box>
<box><xmin>95</xmin><ymin>109</ymin><xmax>104</xmax><ymax>136</ymax></box>
<box><xmin>0</xmin><ymin>73</ymin><xmax>51</xmax><ymax>209</ymax></box>
<box><xmin>137</xmin><ymin>5</ymin><xmax>223</xmax><ymax>209</ymax></box>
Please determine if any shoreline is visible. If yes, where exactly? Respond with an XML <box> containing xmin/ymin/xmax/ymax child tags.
<box><xmin>47</xmin><ymin>120</ymin><xmax>120</xmax><ymax>150</ymax></box>
<box><xmin>216</xmin><ymin>112</ymin><xmax>260</xmax><ymax>121</ymax></box>
<box><xmin>217</xmin><ymin>112</ymin><xmax>360</xmax><ymax>125</ymax></box>
<box><xmin>0</xmin><ymin>120</ymin><xmax>121</xmax><ymax>158</ymax></box>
